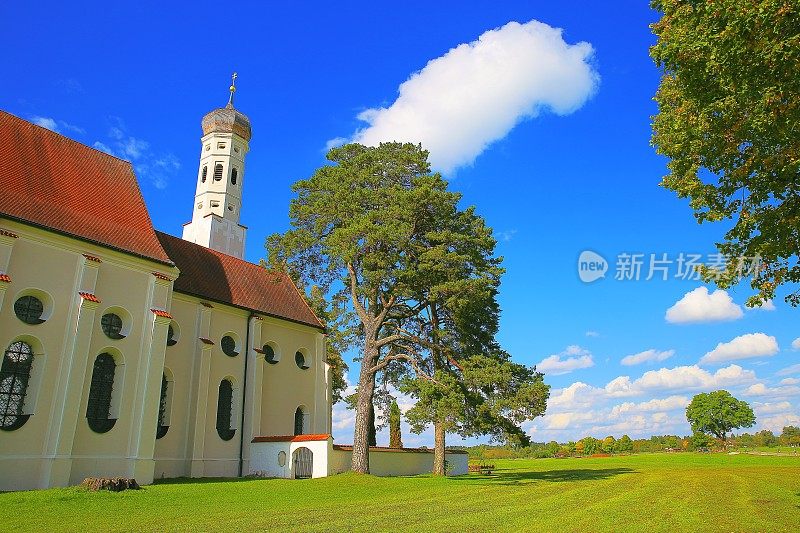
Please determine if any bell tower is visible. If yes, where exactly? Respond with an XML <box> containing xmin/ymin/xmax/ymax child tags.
<box><xmin>182</xmin><ymin>73</ymin><xmax>252</xmax><ymax>259</ymax></box>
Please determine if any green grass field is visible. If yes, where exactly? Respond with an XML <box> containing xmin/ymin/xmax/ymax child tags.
<box><xmin>2</xmin><ymin>454</ymin><xmax>798</xmax><ymax>532</ymax></box>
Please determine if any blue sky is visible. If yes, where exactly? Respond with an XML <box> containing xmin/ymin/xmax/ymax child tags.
<box><xmin>2</xmin><ymin>1</ymin><xmax>797</xmax><ymax>445</ymax></box>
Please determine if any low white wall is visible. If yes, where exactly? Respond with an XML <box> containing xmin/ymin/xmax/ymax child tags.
<box><xmin>251</xmin><ymin>439</ymin><xmax>468</xmax><ymax>478</ymax></box>
<box><xmin>331</xmin><ymin>446</ymin><xmax>468</xmax><ymax>476</ymax></box>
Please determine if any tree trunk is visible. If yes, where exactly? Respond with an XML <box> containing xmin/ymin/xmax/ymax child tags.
<box><xmin>432</xmin><ymin>418</ymin><xmax>446</xmax><ymax>476</ymax></box>
<box><xmin>368</xmin><ymin>401</ymin><xmax>377</xmax><ymax>447</ymax></box>
<box><xmin>351</xmin><ymin>340</ymin><xmax>378</xmax><ymax>474</ymax></box>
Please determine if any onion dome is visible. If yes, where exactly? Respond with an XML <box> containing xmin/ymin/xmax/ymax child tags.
<box><xmin>201</xmin><ymin>73</ymin><xmax>252</xmax><ymax>141</ymax></box>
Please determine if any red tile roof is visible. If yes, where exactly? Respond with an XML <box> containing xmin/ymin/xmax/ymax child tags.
<box><xmin>0</xmin><ymin>273</ymin><xmax>11</xmax><ymax>283</ymax></box>
<box><xmin>199</xmin><ymin>337</ymin><xmax>215</xmax><ymax>345</ymax></box>
<box><xmin>155</xmin><ymin>231</ymin><xmax>324</xmax><ymax>330</ymax></box>
<box><xmin>252</xmin><ymin>434</ymin><xmax>330</xmax><ymax>443</ymax></box>
<box><xmin>83</xmin><ymin>254</ymin><xmax>102</xmax><ymax>263</ymax></box>
<box><xmin>0</xmin><ymin>229</ymin><xmax>19</xmax><ymax>238</ymax></box>
<box><xmin>78</xmin><ymin>292</ymin><xmax>101</xmax><ymax>303</ymax></box>
<box><xmin>0</xmin><ymin>111</ymin><xmax>172</xmax><ymax>265</ymax></box>
<box><xmin>150</xmin><ymin>308</ymin><xmax>173</xmax><ymax>319</ymax></box>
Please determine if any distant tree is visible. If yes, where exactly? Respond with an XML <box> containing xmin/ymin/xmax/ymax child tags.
<box><xmin>663</xmin><ymin>435</ymin><xmax>680</xmax><ymax>450</ymax></box>
<box><xmin>580</xmin><ymin>437</ymin><xmax>600</xmax><ymax>455</ymax></box>
<box><xmin>616</xmin><ymin>435</ymin><xmax>633</xmax><ymax>453</ymax></box>
<box><xmin>389</xmin><ymin>399</ymin><xmax>403</xmax><ymax>448</ymax></box>
<box><xmin>575</xmin><ymin>440</ymin><xmax>585</xmax><ymax>455</ymax></box>
<box><xmin>686</xmin><ymin>391</ymin><xmax>756</xmax><ymax>440</ymax></box>
<box><xmin>602</xmin><ymin>436</ymin><xmax>616</xmax><ymax>454</ymax></box>
<box><xmin>690</xmin><ymin>432</ymin><xmax>713</xmax><ymax>450</ymax></box>
<box><xmin>754</xmin><ymin>429</ymin><xmax>778</xmax><ymax>448</ymax></box>
<box><xmin>650</xmin><ymin>0</ymin><xmax>800</xmax><ymax>306</ymax></box>
<box><xmin>780</xmin><ymin>425</ymin><xmax>800</xmax><ymax>447</ymax></box>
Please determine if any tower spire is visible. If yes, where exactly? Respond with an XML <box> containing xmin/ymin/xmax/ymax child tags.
<box><xmin>227</xmin><ymin>72</ymin><xmax>238</xmax><ymax>107</ymax></box>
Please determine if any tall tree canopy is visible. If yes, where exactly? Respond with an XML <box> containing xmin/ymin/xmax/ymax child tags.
<box><xmin>685</xmin><ymin>390</ymin><xmax>756</xmax><ymax>440</ymax></box>
<box><xmin>651</xmin><ymin>0</ymin><xmax>800</xmax><ymax>306</ymax></box>
<box><xmin>268</xmin><ymin>142</ymin><xmax>467</xmax><ymax>473</ymax></box>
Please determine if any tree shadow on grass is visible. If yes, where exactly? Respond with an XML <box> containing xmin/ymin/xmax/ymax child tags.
<box><xmin>450</xmin><ymin>467</ymin><xmax>638</xmax><ymax>485</ymax></box>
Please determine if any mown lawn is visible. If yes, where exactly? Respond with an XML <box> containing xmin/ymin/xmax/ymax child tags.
<box><xmin>2</xmin><ymin>454</ymin><xmax>798</xmax><ymax>532</ymax></box>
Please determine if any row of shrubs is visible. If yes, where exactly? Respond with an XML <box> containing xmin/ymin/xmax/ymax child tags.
<box><xmin>464</xmin><ymin>427</ymin><xmax>800</xmax><ymax>460</ymax></box>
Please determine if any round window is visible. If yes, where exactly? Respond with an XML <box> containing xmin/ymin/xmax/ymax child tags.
<box><xmin>278</xmin><ymin>450</ymin><xmax>286</xmax><ymax>467</ymax></box>
<box><xmin>101</xmin><ymin>313</ymin><xmax>125</xmax><ymax>339</ymax></box>
<box><xmin>221</xmin><ymin>335</ymin><xmax>238</xmax><ymax>357</ymax></box>
<box><xmin>295</xmin><ymin>351</ymin><xmax>308</xmax><ymax>370</ymax></box>
<box><xmin>14</xmin><ymin>295</ymin><xmax>45</xmax><ymax>324</ymax></box>
<box><xmin>264</xmin><ymin>344</ymin><xmax>277</xmax><ymax>364</ymax></box>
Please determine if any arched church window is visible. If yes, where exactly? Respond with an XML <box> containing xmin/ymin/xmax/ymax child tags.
<box><xmin>201</xmin><ymin>165</ymin><xmax>207</xmax><ymax>183</ymax></box>
<box><xmin>86</xmin><ymin>353</ymin><xmax>117</xmax><ymax>433</ymax></box>
<box><xmin>0</xmin><ymin>341</ymin><xmax>34</xmax><ymax>431</ymax></box>
<box><xmin>231</xmin><ymin>168</ymin><xmax>238</xmax><ymax>185</ymax></box>
<box><xmin>216</xmin><ymin>379</ymin><xmax>236</xmax><ymax>441</ymax></box>
<box><xmin>213</xmin><ymin>163</ymin><xmax>223</xmax><ymax>181</ymax></box>
<box><xmin>156</xmin><ymin>373</ymin><xmax>169</xmax><ymax>439</ymax></box>
<box><xmin>14</xmin><ymin>295</ymin><xmax>45</xmax><ymax>325</ymax></box>
<box><xmin>294</xmin><ymin>406</ymin><xmax>305</xmax><ymax>436</ymax></box>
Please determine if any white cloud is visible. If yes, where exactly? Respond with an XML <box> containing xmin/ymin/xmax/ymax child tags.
<box><xmin>605</xmin><ymin>364</ymin><xmax>756</xmax><ymax>398</ymax></box>
<box><xmin>547</xmin><ymin>382</ymin><xmax>604</xmax><ymax>412</ymax></box>
<box><xmin>621</xmin><ymin>349</ymin><xmax>675</xmax><ymax>366</ymax></box>
<box><xmin>30</xmin><ymin>116</ymin><xmax>85</xmax><ymax>135</ymax></box>
<box><xmin>537</xmin><ymin>345</ymin><xmax>594</xmax><ymax>375</ymax></box>
<box><xmin>665</xmin><ymin>287</ymin><xmax>743</xmax><ymax>324</ymax></box>
<box><xmin>31</xmin><ymin>116</ymin><xmax>59</xmax><ymax>132</ymax></box>
<box><xmin>700</xmin><ymin>333</ymin><xmax>779</xmax><ymax>365</ymax></box>
<box><xmin>93</xmin><ymin>119</ymin><xmax>179</xmax><ymax>190</ymax></box>
<box><xmin>780</xmin><ymin>378</ymin><xmax>800</xmax><ymax>386</ymax></box>
<box><xmin>340</xmin><ymin>20</ymin><xmax>598</xmax><ymax>174</ymax></box>
<box><xmin>755</xmin><ymin>300</ymin><xmax>776</xmax><ymax>311</ymax></box>
<box><xmin>609</xmin><ymin>396</ymin><xmax>689</xmax><ymax>418</ymax></box>
<box><xmin>585</xmin><ymin>330</ymin><xmax>600</xmax><ymax>338</ymax></box>
<box><xmin>93</xmin><ymin>141</ymin><xmax>114</xmax><ymax>155</ymax></box>
<box><xmin>792</xmin><ymin>338</ymin><xmax>800</xmax><ymax>350</ymax></box>
<box><xmin>753</xmin><ymin>401</ymin><xmax>793</xmax><ymax>415</ymax></box>
<box><xmin>777</xmin><ymin>364</ymin><xmax>800</xmax><ymax>376</ymax></box>
<box><xmin>759</xmin><ymin>413</ymin><xmax>800</xmax><ymax>433</ymax></box>
<box><xmin>744</xmin><ymin>382</ymin><xmax>800</xmax><ymax>398</ymax></box>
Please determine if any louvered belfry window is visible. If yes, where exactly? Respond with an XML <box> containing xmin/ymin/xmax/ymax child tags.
<box><xmin>201</xmin><ymin>165</ymin><xmax>208</xmax><ymax>183</ymax></box>
<box><xmin>216</xmin><ymin>379</ymin><xmax>235</xmax><ymax>441</ymax></box>
<box><xmin>213</xmin><ymin>163</ymin><xmax>223</xmax><ymax>181</ymax></box>
<box><xmin>156</xmin><ymin>374</ymin><xmax>169</xmax><ymax>439</ymax></box>
<box><xmin>86</xmin><ymin>353</ymin><xmax>116</xmax><ymax>433</ymax></box>
<box><xmin>231</xmin><ymin>167</ymin><xmax>238</xmax><ymax>185</ymax></box>
<box><xmin>0</xmin><ymin>341</ymin><xmax>34</xmax><ymax>431</ymax></box>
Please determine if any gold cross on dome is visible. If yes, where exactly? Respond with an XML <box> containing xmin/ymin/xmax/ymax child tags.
<box><xmin>228</xmin><ymin>72</ymin><xmax>238</xmax><ymax>105</ymax></box>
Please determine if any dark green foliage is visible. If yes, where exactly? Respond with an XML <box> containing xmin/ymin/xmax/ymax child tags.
<box><xmin>650</xmin><ymin>0</ymin><xmax>800</xmax><ymax>306</ymax></box>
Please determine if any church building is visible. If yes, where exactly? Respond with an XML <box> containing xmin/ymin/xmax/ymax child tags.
<box><xmin>0</xmin><ymin>81</ymin><xmax>467</xmax><ymax>490</ymax></box>
<box><xmin>0</xmin><ymin>81</ymin><xmax>333</xmax><ymax>490</ymax></box>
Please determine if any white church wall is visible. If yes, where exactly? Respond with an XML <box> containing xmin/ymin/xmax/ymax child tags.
<box><xmin>0</xmin><ymin>221</ymin><xmax>179</xmax><ymax>490</ymax></box>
